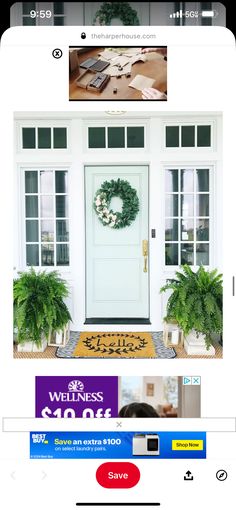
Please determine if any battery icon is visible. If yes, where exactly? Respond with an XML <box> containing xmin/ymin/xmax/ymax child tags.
<box><xmin>201</xmin><ymin>10</ymin><xmax>214</xmax><ymax>17</ymax></box>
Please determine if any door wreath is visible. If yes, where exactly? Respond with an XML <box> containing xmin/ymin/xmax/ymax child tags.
<box><xmin>93</xmin><ymin>178</ymin><xmax>139</xmax><ymax>229</ymax></box>
<box><xmin>93</xmin><ymin>2</ymin><xmax>140</xmax><ymax>26</ymax></box>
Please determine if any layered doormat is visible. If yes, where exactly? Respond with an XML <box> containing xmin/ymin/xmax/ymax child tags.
<box><xmin>56</xmin><ymin>331</ymin><xmax>176</xmax><ymax>359</ymax></box>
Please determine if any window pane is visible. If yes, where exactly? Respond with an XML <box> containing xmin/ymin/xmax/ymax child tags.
<box><xmin>165</xmin><ymin>219</ymin><xmax>178</xmax><ymax>241</ymax></box>
<box><xmin>23</xmin><ymin>16</ymin><xmax>36</xmax><ymax>25</ymax></box>
<box><xmin>40</xmin><ymin>196</ymin><xmax>54</xmax><ymax>218</ymax></box>
<box><xmin>196</xmin><ymin>194</ymin><xmax>209</xmax><ymax>216</ymax></box>
<box><xmin>25</xmin><ymin>171</ymin><xmax>38</xmax><ymax>193</ymax></box>
<box><xmin>56</xmin><ymin>171</ymin><xmax>68</xmax><ymax>193</ymax></box>
<box><xmin>196</xmin><ymin>244</ymin><xmax>209</xmax><ymax>265</ymax></box>
<box><xmin>26</xmin><ymin>220</ymin><xmax>38</xmax><ymax>242</ymax></box>
<box><xmin>53</xmin><ymin>128</ymin><xmax>67</xmax><ymax>148</ymax></box>
<box><xmin>165</xmin><ymin>195</ymin><xmax>178</xmax><ymax>216</ymax></box>
<box><xmin>41</xmin><ymin>220</ymin><xmax>54</xmax><ymax>242</ymax></box>
<box><xmin>166</xmin><ymin>126</ymin><xmax>179</xmax><ymax>147</ymax></box>
<box><xmin>165</xmin><ymin>169</ymin><xmax>178</xmax><ymax>192</ymax></box>
<box><xmin>181</xmin><ymin>194</ymin><xmax>194</xmax><ymax>217</ymax></box>
<box><xmin>196</xmin><ymin>169</ymin><xmax>209</xmax><ymax>192</ymax></box>
<box><xmin>181</xmin><ymin>169</ymin><xmax>194</xmax><ymax>192</ymax></box>
<box><xmin>56</xmin><ymin>245</ymin><xmax>69</xmax><ymax>265</ymax></box>
<box><xmin>181</xmin><ymin>219</ymin><xmax>194</xmax><ymax>241</ymax></box>
<box><xmin>56</xmin><ymin>220</ymin><xmax>69</xmax><ymax>242</ymax></box>
<box><xmin>127</xmin><ymin>127</ymin><xmax>144</xmax><ymax>148</ymax></box>
<box><xmin>196</xmin><ymin>219</ymin><xmax>209</xmax><ymax>241</ymax></box>
<box><xmin>88</xmin><ymin>127</ymin><xmax>105</xmax><ymax>148</ymax></box>
<box><xmin>181</xmin><ymin>126</ymin><xmax>195</xmax><ymax>147</ymax></box>
<box><xmin>22</xmin><ymin>128</ymin><xmax>35</xmax><ymax>148</ymax></box>
<box><xmin>41</xmin><ymin>245</ymin><xmax>54</xmax><ymax>266</ymax></box>
<box><xmin>54</xmin><ymin>17</ymin><xmax>64</xmax><ymax>25</ymax></box>
<box><xmin>165</xmin><ymin>244</ymin><xmax>178</xmax><ymax>265</ymax></box>
<box><xmin>54</xmin><ymin>2</ymin><xmax>64</xmax><ymax>14</ymax></box>
<box><xmin>26</xmin><ymin>245</ymin><xmax>39</xmax><ymax>266</ymax></box>
<box><xmin>181</xmin><ymin>244</ymin><xmax>194</xmax><ymax>265</ymax></box>
<box><xmin>197</xmin><ymin>125</ymin><xmax>211</xmax><ymax>147</ymax></box>
<box><xmin>108</xmin><ymin>127</ymin><xmax>125</xmax><ymax>148</ymax></box>
<box><xmin>25</xmin><ymin>196</ymin><xmax>38</xmax><ymax>217</ymax></box>
<box><xmin>40</xmin><ymin>171</ymin><xmax>53</xmax><ymax>193</ymax></box>
<box><xmin>38</xmin><ymin>128</ymin><xmax>51</xmax><ymax>149</ymax></box>
<box><xmin>56</xmin><ymin>196</ymin><xmax>68</xmax><ymax>217</ymax></box>
<box><xmin>22</xmin><ymin>3</ymin><xmax>36</xmax><ymax>15</ymax></box>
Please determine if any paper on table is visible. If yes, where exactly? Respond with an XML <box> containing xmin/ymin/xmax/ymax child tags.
<box><xmin>98</xmin><ymin>50</ymin><xmax>120</xmax><ymax>60</ymax></box>
<box><xmin>128</xmin><ymin>74</ymin><xmax>155</xmax><ymax>91</ymax></box>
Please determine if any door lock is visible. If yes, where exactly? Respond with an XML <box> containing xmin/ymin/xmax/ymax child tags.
<box><xmin>142</xmin><ymin>240</ymin><xmax>148</xmax><ymax>273</ymax></box>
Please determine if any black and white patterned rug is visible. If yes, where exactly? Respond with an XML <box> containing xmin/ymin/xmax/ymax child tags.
<box><xmin>56</xmin><ymin>331</ymin><xmax>176</xmax><ymax>359</ymax></box>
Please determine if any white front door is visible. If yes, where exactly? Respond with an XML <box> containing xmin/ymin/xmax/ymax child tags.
<box><xmin>85</xmin><ymin>165</ymin><xmax>149</xmax><ymax>319</ymax></box>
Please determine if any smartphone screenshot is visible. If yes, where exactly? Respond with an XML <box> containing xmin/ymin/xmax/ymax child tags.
<box><xmin>0</xmin><ymin>2</ymin><xmax>235</xmax><ymax>509</ymax></box>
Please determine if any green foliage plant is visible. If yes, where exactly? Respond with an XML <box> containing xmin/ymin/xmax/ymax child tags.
<box><xmin>14</xmin><ymin>268</ymin><xmax>72</xmax><ymax>347</ymax></box>
<box><xmin>160</xmin><ymin>265</ymin><xmax>223</xmax><ymax>349</ymax></box>
<box><xmin>93</xmin><ymin>2</ymin><xmax>140</xmax><ymax>26</ymax></box>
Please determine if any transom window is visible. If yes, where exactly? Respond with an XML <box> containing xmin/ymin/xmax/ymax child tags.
<box><xmin>24</xmin><ymin>169</ymin><xmax>69</xmax><ymax>267</ymax></box>
<box><xmin>165</xmin><ymin>168</ymin><xmax>210</xmax><ymax>266</ymax></box>
<box><xmin>88</xmin><ymin>126</ymin><xmax>145</xmax><ymax>149</ymax></box>
<box><xmin>22</xmin><ymin>127</ymin><xmax>67</xmax><ymax>149</ymax></box>
<box><xmin>165</xmin><ymin>124</ymin><xmax>211</xmax><ymax>148</ymax></box>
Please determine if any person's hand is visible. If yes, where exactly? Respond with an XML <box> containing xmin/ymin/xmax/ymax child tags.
<box><xmin>141</xmin><ymin>47</ymin><xmax>167</xmax><ymax>57</ymax></box>
<box><xmin>142</xmin><ymin>88</ymin><xmax>166</xmax><ymax>100</ymax></box>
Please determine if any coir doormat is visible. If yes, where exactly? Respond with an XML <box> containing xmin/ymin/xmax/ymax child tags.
<box><xmin>72</xmin><ymin>332</ymin><xmax>156</xmax><ymax>358</ymax></box>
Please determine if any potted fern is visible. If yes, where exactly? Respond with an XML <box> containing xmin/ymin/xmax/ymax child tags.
<box><xmin>14</xmin><ymin>269</ymin><xmax>72</xmax><ymax>352</ymax></box>
<box><xmin>160</xmin><ymin>265</ymin><xmax>223</xmax><ymax>355</ymax></box>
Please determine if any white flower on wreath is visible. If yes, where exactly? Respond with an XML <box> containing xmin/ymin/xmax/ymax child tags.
<box><xmin>95</xmin><ymin>198</ymin><xmax>101</xmax><ymax>206</ymax></box>
<box><xmin>110</xmin><ymin>222</ymin><xmax>115</xmax><ymax>227</ymax></box>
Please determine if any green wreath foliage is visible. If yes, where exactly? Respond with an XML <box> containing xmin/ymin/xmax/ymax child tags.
<box><xmin>93</xmin><ymin>178</ymin><xmax>139</xmax><ymax>229</ymax></box>
<box><xmin>93</xmin><ymin>2</ymin><xmax>140</xmax><ymax>26</ymax></box>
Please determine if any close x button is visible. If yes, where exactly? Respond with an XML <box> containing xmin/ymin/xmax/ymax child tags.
<box><xmin>96</xmin><ymin>462</ymin><xmax>140</xmax><ymax>488</ymax></box>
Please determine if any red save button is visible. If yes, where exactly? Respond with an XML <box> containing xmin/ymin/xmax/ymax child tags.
<box><xmin>96</xmin><ymin>462</ymin><xmax>140</xmax><ymax>489</ymax></box>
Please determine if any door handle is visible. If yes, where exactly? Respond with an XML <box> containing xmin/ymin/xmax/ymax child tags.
<box><xmin>142</xmin><ymin>240</ymin><xmax>148</xmax><ymax>273</ymax></box>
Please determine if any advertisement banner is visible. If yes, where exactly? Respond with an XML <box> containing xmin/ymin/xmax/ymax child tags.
<box><xmin>30</xmin><ymin>431</ymin><xmax>206</xmax><ymax>459</ymax></box>
<box><xmin>35</xmin><ymin>376</ymin><xmax>118</xmax><ymax>418</ymax></box>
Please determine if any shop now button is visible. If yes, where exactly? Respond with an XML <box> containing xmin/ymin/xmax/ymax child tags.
<box><xmin>96</xmin><ymin>462</ymin><xmax>140</xmax><ymax>488</ymax></box>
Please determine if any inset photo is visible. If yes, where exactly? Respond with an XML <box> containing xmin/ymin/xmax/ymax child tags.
<box><xmin>69</xmin><ymin>46</ymin><xmax>167</xmax><ymax>100</ymax></box>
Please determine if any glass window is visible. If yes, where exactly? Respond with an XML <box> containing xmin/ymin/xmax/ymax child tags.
<box><xmin>22</xmin><ymin>128</ymin><xmax>36</xmax><ymax>149</ymax></box>
<box><xmin>165</xmin><ymin>169</ymin><xmax>178</xmax><ymax>192</ymax></box>
<box><xmin>197</xmin><ymin>125</ymin><xmax>211</xmax><ymax>147</ymax></box>
<box><xmin>24</xmin><ymin>169</ymin><xmax>69</xmax><ymax>267</ymax></box>
<box><xmin>166</xmin><ymin>126</ymin><xmax>179</xmax><ymax>147</ymax></box>
<box><xmin>25</xmin><ymin>171</ymin><xmax>38</xmax><ymax>193</ymax></box>
<box><xmin>165</xmin><ymin>194</ymin><xmax>179</xmax><ymax>217</ymax></box>
<box><xmin>54</xmin><ymin>17</ymin><xmax>64</xmax><ymax>25</ymax></box>
<box><xmin>127</xmin><ymin>126</ymin><xmax>144</xmax><ymax>147</ymax></box>
<box><xmin>22</xmin><ymin>16</ymin><xmax>36</xmax><ymax>25</ymax></box>
<box><xmin>38</xmin><ymin>128</ymin><xmax>51</xmax><ymax>149</ymax></box>
<box><xmin>56</xmin><ymin>245</ymin><xmax>69</xmax><ymax>266</ymax></box>
<box><xmin>165</xmin><ymin>168</ymin><xmax>211</xmax><ymax>266</ymax></box>
<box><xmin>108</xmin><ymin>127</ymin><xmax>125</xmax><ymax>148</ymax></box>
<box><xmin>181</xmin><ymin>243</ymin><xmax>194</xmax><ymax>265</ymax></box>
<box><xmin>25</xmin><ymin>196</ymin><xmax>38</xmax><ymax>218</ymax></box>
<box><xmin>22</xmin><ymin>2</ymin><xmax>36</xmax><ymax>14</ymax></box>
<box><xmin>196</xmin><ymin>244</ymin><xmax>209</xmax><ymax>265</ymax></box>
<box><xmin>165</xmin><ymin>243</ymin><xmax>178</xmax><ymax>265</ymax></box>
<box><xmin>56</xmin><ymin>220</ymin><xmax>69</xmax><ymax>242</ymax></box>
<box><xmin>165</xmin><ymin>219</ymin><xmax>179</xmax><ymax>241</ymax></box>
<box><xmin>26</xmin><ymin>220</ymin><xmax>38</xmax><ymax>242</ymax></box>
<box><xmin>40</xmin><ymin>196</ymin><xmax>54</xmax><ymax>218</ymax></box>
<box><xmin>54</xmin><ymin>2</ymin><xmax>64</xmax><ymax>15</ymax></box>
<box><xmin>53</xmin><ymin>128</ymin><xmax>67</xmax><ymax>148</ymax></box>
<box><xmin>88</xmin><ymin>127</ymin><xmax>105</xmax><ymax>148</ymax></box>
<box><xmin>196</xmin><ymin>169</ymin><xmax>209</xmax><ymax>192</ymax></box>
<box><xmin>26</xmin><ymin>245</ymin><xmax>39</xmax><ymax>266</ymax></box>
<box><xmin>55</xmin><ymin>171</ymin><xmax>68</xmax><ymax>193</ymax></box>
<box><xmin>181</xmin><ymin>126</ymin><xmax>195</xmax><ymax>147</ymax></box>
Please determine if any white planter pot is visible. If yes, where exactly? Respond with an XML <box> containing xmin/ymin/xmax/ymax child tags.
<box><xmin>184</xmin><ymin>330</ymin><xmax>215</xmax><ymax>356</ymax></box>
<box><xmin>17</xmin><ymin>337</ymin><xmax>47</xmax><ymax>353</ymax></box>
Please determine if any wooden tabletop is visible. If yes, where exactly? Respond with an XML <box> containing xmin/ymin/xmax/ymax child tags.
<box><xmin>69</xmin><ymin>47</ymin><xmax>167</xmax><ymax>101</ymax></box>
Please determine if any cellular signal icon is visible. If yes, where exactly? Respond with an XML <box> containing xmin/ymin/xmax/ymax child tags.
<box><xmin>170</xmin><ymin>10</ymin><xmax>183</xmax><ymax>18</ymax></box>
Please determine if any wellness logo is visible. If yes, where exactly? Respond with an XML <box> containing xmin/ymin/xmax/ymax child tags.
<box><xmin>35</xmin><ymin>376</ymin><xmax>119</xmax><ymax>418</ymax></box>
